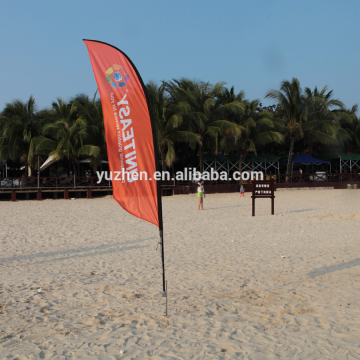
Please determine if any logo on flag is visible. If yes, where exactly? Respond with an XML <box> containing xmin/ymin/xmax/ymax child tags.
<box><xmin>105</xmin><ymin>64</ymin><xmax>130</xmax><ymax>89</ymax></box>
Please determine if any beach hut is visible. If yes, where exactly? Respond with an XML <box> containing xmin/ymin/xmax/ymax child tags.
<box><xmin>316</xmin><ymin>154</ymin><xmax>360</xmax><ymax>173</ymax></box>
<box><xmin>338</xmin><ymin>154</ymin><xmax>360</xmax><ymax>173</ymax></box>
<box><xmin>202</xmin><ymin>154</ymin><xmax>280</xmax><ymax>177</ymax></box>
<box><xmin>242</xmin><ymin>154</ymin><xmax>280</xmax><ymax>175</ymax></box>
<box><xmin>280</xmin><ymin>154</ymin><xmax>331</xmax><ymax>174</ymax></box>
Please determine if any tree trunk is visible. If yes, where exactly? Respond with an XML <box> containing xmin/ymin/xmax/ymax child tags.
<box><xmin>73</xmin><ymin>161</ymin><xmax>77</xmax><ymax>176</ymax></box>
<box><xmin>287</xmin><ymin>138</ymin><xmax>295</xmax><ymax>175</ymax></box>
<box><xmin>199</xmin><ymin>144</ymin><xmax>203</xmax><ymax>173</ymax></box>
<box><xmin>239</xmin><ymin>153</ymin><xmax>244</xmax><ymax>185</ymax></box>
<box><xmin>161</xmin><ymin>146</ymin><xmax>166</xmax><ymax>172</ymax></box>
<box><xmin>309</xmin><ymin>142</ymin><xmax>313</xmax><ymax>156</ymax></box>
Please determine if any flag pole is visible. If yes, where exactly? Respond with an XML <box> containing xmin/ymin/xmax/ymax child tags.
<box><xmin>131</xmin><ymin>63</ymin><xmax>166</xmax><ymax>296</ymax></box>
<box><xmin>110</xmin><ymin>40</ymin><xmax>166</xmax><ymax>295</ymax></box>
<box><xmin>156</xmin><ymin>161</ymin><xmax>166</xmax><ymax>298</ymax></box>
<box><xmin>83</xmin><ymin>39</ymin><xmax>166</xmax><ymax>295</ymax></box>
<box><xmin>129</xmin><ymin>54</ymin><xmax>166</xmax><ymax>295</ymax></box>
<box><xmin>120</xmin><ymin>44</ymin><xmax>166</xmax><ymax>295</ymax></box>
<box><xmin>155</xmin><ymin>128</ymin><xmax>166</xmax><ymax>296</ymax></box>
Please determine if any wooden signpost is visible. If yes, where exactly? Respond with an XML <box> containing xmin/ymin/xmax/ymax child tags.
<box><xmin>251</xmin><ymin>179</ymin><xmax>275</xmax><ymax>216</ymax></box>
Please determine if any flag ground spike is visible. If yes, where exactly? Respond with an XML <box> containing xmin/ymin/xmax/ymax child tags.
<box><xmin>165</xmin><ymin>280</ymin><xmax>168</xmax><ymax>317</ymax></box>
<box><xmin>160</xmin><ymin>229</ymin><xmax>166</xmax><ymax>294</ymax></box>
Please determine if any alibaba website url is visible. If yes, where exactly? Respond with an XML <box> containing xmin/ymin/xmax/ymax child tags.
<box><xmin>96</xmin><ymin>168</ymin><xmax>264</xmax><ymax>183</ymax></box>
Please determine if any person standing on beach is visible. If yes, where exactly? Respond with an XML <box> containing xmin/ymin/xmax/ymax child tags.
<box><xmin>240</xmin><ymin>185</ymin><xmax>245</xmax><ymax>197</ymax></box>
<box><xmin>197</xmin><ymin>181</ymin><xmax>205</xmax><ymax>210</ymax></box>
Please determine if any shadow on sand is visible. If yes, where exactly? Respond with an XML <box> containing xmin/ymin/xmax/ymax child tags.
<box><xmin>0</xmin><ymin>237</ymin><xmax>155</xmax><ymax>265</ymax></box>
<box><xmin>205</xmin><ymin>204</ymin><xmax>246</xmax><ymax>210</ymax></box>
<box><xmin>308</xmin><ymin>258</ymin><xmax>360</xmax><ymax>278</ymax></box>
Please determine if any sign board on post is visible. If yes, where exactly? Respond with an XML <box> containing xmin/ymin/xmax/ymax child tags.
<box><xmin>251</xmin><ymin>179</ymin><xmax>275</xmax><ymax>216</ymax></box>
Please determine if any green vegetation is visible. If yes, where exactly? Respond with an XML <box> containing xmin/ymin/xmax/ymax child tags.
<box><xmin>0</xmin><ymin>78</ymin><xmax>358</xmax><ymax>176</ymax></box>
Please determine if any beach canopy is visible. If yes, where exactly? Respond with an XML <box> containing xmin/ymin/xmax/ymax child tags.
<box><xmin>40</xmin><ymin>156</ymin><xmax>109</xmax><ymax>171</ymax></box>
<box><xmin>338</xmin><ymin>154</ymin><xmax>360</xmax><ymax>160</ymax></box>
<box><xmin>202</xmin><ymin>154</ymin><xmax>228</xmax><ymax>163</ymax></box>
<box><xmin>244</xmin><ymin>154</ymin><xmax>279</xmax><ymax>163</ymax></box>
<box><xmin>280</xmin><ymin>154</ymin><xmax>330</xmax><ymax>164</ymax></box>
<box><xmin>40</xmin><ymin>154</ymin><xmax>57</xmax><ymax>171</ymax></box>
<box><xmin>317</xmin><ymin>153</ymin><xmax>360</xmax><ymax>161</ymax></box>
<box><xmin>316</xmin><ymin>154</ymin><xmax>342</xmax><ymax>161</ymax></box>
<box><xmin>78</xmin><ymin>159</ymin><xmax>109</xmax><ymax>164</ymax></box>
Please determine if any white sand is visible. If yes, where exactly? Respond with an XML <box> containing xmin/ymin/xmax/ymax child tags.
<box><xmin>1</xmin><ymin>189</ymin><xmax>360</xmax><ymax>359</ymax></box>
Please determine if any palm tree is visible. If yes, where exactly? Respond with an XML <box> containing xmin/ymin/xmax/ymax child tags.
<box><xmin>29</xmin><ymin>99</ymin><xmax>100</xmax><ymax>176</ymax></box>
<box><xmin>266</xmin><ymin>78</ymin><xmax>307</xmax><ymax>174</ymax></box>
<box><xmin>146</xmin><ymin>81</ymin><xmax>200</xmax><ymax>171</ymax></box>
<box><xmin>221</xmin><ymin>99</ymin><xmax>284</xmax><ymax>183</ymax></box>
<box><xmin>216</xmin><ymin>86</ymin><xmax>245</xmax><ymax>106</ymax></box>
<box><xmin>346</xmin><ymin>118</ymin><xmax>360</xmax><ymax>153</ymax></box>
<box><xmin>166</xmin><ymin>79</ymin><xmax>242</xmax><ymax>171</ymax></box>
<box><xmin>72</xmin><ymin>92</ymin><xmax>106</xmax><ymax>171</ymax></box>
<box><xmin>303</xmin><ymin>86</ymin><xmax>345</xmax><ymax>155</ymax></box>
<box><xmin>266</xmin><ymin>78</ymin><xmax>339</xmax><ymax>174</ymax></box>
<box><xmin>340</xmin><ymin>105</ymin><xmax>360</xmax><ymax>153</ymax></box>
<box><xmin>0</xmin><ymin>96</ymin><xmax>39</xmax><ymax>175</ymax></box>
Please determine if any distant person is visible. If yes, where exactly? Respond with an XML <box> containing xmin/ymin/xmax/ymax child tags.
<box><xmin>197</xmin><ymin>181</ymin><xmax>205</xmax><ymax>210</ymax></box>
<box><xmin>240</xmin><ymin>185</ymin><xmax>245</xmax><ymax>197</ymax></box>
<box><xmin>299</xmin><ymin>168</ymin><xmax>303</xmax><ymax>181</ymax></box>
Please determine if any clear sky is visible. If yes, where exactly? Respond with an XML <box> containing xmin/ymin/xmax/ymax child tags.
<box><xmin>1</xmin><ymin>0</ymin><xmax>359</xmax><ymax>111</ymax></box>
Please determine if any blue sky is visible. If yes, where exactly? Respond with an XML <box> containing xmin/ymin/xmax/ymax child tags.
<box><xmin>1</xmin><ymin>0</ymin><xmax>359</xmax><ymax>111</ymax></box>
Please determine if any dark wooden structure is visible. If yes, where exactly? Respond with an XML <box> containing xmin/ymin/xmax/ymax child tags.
<box><xmin>0</xmin><ymin>173</ymin><xmax>359</xmax><ymax>201</ymax></box>
<box><xmin>251</xmin><ymin>179</ymin><xmax>275</xmax><ymax>216</ymax></box>
<box><xmin>0</xmin><ymin>176</ymin><xmax>176</xmax><ymax>201</ymax></box>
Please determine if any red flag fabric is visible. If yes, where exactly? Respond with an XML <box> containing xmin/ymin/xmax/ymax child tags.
<box><xmin>84</xmin><ymin>40</ymin><xmax>160</xmax><ymax>227</ymax></box>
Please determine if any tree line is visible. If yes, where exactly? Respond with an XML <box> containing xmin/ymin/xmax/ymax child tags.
<box><xmin>0</xmin><ymin>77</ymin><xmax>359</xmax><ymax>177</ymax></box>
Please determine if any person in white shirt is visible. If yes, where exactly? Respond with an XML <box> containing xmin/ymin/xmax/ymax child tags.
<box><xmin>197</xmin><ymin>181</ymin><xmax>205</xmax><ymax>210</ymax></box>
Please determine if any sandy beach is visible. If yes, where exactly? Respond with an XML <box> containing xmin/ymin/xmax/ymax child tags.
<box><xmin>1</xmin><ymin>189</ymin><xmax>360</xmax><ymax>359</ymax></box>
